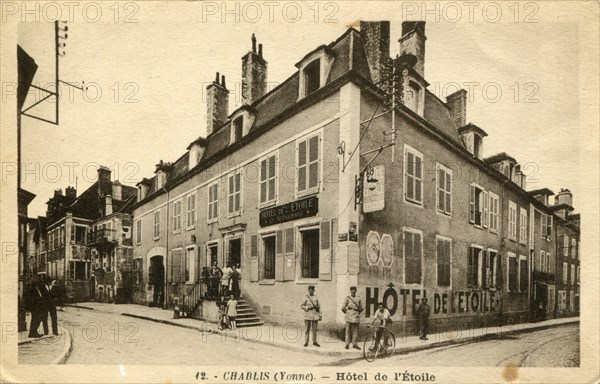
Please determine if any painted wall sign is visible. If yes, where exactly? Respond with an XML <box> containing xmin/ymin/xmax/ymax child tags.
<box><xmin>363</xmin><ymin>165</ymin><xmax>385</xmax><ymax>212</ymax></box>
<box><xmin>364</xmin><ymin>285</ymin><xmax>499</xmax><ymax>318</ymax></box>
<box><xmin>259</xmin><ymin>196</ymin><xmax>318</xmax><ymax>227</ymax></box>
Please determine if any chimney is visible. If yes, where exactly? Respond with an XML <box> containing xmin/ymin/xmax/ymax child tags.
<box><xmin>399</xmin><ymin>21</ymin><xmax>426</xmax><ymax>78</ymax></box>
<box><xmin>112</xmin><ymin>181</ymin><xmax>122</xmax><ymax>200</ymax></box>
<box><xmin>242</xmin><ymin>33</ymin><xmax>268</xmax><ymax>105</ymax></box>
<box><xmin>555</xmin><ymin>188</ymin><xmax>573</xmax><ymax>207</ymax></box>
<box><xmin>360</xmin><ymin>21</ymin><xmax>390</xmax><ymax>85</ymax></box>
<box><xmin>105</xmin><ymin>195</ymin><xmax>113</xmax><ymax>216</ymax></box>
<box><xmin>65</xmin><ymin>186</ymin><xmax>76</xmax><ymax>200</ymax></box>
<box><xmin>446</xmin><ymin>89</ymin><xmax>467</xmax><ymax>127</ymax></box>
<box><xmin>97</xmin><ymin>166</ymin><xmax>112</xmax><ymax>197</ymax></box>
<box><xmin>54</xmin><ymin>189</ymin><xmax>63</xmax><ymax>198</ymax></box>
<box><xmin>206</xmin><ymin>72</ymin><xmax>229</xmax><ymax>135</ymax></box>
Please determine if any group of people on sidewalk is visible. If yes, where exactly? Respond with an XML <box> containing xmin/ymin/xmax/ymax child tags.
<box><xmin>300</xmin><ymin>285</ymin><xmax>431</xmax><ymax>350</ymax></box>
<box><xmin>24</xmin><ymin>274</ymin><xmax>63</xmax><ymax>338</ymax></box>
<box><xmin>202</xmin><ymin>262</ymin><xmax>241</xmax><ymax>299</ymax></box>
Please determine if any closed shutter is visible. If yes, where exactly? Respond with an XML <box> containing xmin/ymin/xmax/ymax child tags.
<box><xmin>250</xmin><ymin>234</ymin><xmax>259</xmax><ymax>282</ymax></box>
<box><xmin>172</xmin><ymin>249</ymin><xmax>182</xmax><ymax>283</ymax></box>
<box><xmin>283</xmin><ymin>228</ymin><xmax>296</xmax><ymax>281</ymax></box>
<box><xmin>275</xmin><ymin>230</ymin><xmax>284</xmax><ymax>281</ymax></box>
<box><xmin>482</xmin><ymin>191</ymin><xmax>489</xmax><ymax>228</ymax></box>
<box><xmin>469</xmin><ymin>185</ymin><xmax>476</xmax><ymax>223</ymax></box>
<box><xmin>319</xmin><ymin>221</ymin><xmax>331</xmax><ymax>280</ymax></box>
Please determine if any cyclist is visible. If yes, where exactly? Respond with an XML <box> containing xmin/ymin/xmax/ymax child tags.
<box><xmin>368</xmin><ymin>301</ymin><xmax>392</xmax><ymax>352</ymax></box>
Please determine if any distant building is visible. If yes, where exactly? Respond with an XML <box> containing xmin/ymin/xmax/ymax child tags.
<box><xmin>31</xmin><ymin>167</ymin><xmax>137</xmax><ymax>302</ymax></box>
<box><xmin>130</xmin><ymin>21</ymin><xmax>580</xmax><ymax>333</ymax></box>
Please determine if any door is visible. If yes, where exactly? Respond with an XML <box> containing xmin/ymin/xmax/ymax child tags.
<box><xmin>149</xmin><ymin>256</ymin><xmax>164</xmax><ymax>307</ymax></box>
<box><xmin>228</xmin><ymin>238</ymin><xmax>241</xmax><ymax>268</ymax></box>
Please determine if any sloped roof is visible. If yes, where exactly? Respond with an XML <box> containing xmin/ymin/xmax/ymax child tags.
<box><xmin>423</xmin><ymin>90</ymin><xmax>462</xmax><ymax>146</ymax></box>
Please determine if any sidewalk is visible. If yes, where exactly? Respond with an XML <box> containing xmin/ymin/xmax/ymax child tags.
<box><xmin>66</xmin><ymin>302</ymin><xmax>579</xmax><ymax>358</ymax></box>
<box><xmin>18</xmin><ymin>312</ymin><xmax>73</xmax><ymax>364</ymax></box>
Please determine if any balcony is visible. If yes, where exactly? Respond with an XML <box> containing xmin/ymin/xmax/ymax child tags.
<box><xmin>87</xmin><ymin>228</ymin><xmax>118</xmax><ymax>246</ymax></box>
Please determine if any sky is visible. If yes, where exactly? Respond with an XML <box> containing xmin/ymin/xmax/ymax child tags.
<box><xmin>14</xmin><ymin>1</ymin><xmax>591</xmax><ymax>218</ymax></box>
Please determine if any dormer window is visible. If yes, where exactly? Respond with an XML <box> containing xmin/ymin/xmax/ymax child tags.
<box><xmin>474</xmin><ymin>134</ymin><xmax>483</xmax><ymax>159</ymax></box>
<box><xmin>457</xmin><ymin>123</ymin><xmax>488</xmax><ymax>160</ymax></box>
<box><xmin>233</xmin><ymin>116</ymin><xmax>243</xmax><ymax>142</ymax></box>
<box><xmin>296</xmin><ymin>45</ymin><xmax>334</xmax><ymax>100</ymax></box>
<box><xmin>304</xmin><ymin>59</ymin><xmax>321</xmax><ymax>96</ymax></box>
<box><xmin>405</xmin><ymin>81</ymin><xmax>421</xmax><ymax>114</ymax></box>
<box><xmin>187</xmin><ymin>138</ymin><xmax>207</xmax><ymax>170</ymax></box>
<box><xmin>228</xmin><ymin>105</ymin><xmax>256</xmax><ymax>145</ymax></box>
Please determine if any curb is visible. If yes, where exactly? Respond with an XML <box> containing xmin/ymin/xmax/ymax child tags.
<box><xmin>119</xmin><ymin>311</ymin><xmax>579</xmax><ymax>358</ymax></box>
<box><xmin>51</xmin><ymin>324</ymin><xmax>73</xmax><ymax>365</ymax></box>
<box><xmin>64</xmin><ymin>304</ymin><xmax>95</xmax><ymax>311</ymax></box>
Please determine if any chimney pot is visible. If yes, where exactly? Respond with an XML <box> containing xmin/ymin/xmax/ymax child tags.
<box><xmin>252</xmin><ymin>33</ymin><xmax>257</xmax><ymax>53</ymax></box>
<box><xmin>215</xmin><ymin>72</ymin><xmax>220</xmax><ymax>84</ymax></box>
<box><xmin>258</xmin><ymin>43</ymin><xmax>263</xmax><ymax>58</ymax></box>
<box><xmin>221</xmin><ymin>75</ymin><xmax>226</xmax><ymax>89</ymax></box>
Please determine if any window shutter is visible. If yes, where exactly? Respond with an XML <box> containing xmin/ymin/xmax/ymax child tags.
<box><xmin>406</xmin><ymin>152</ymin><xmax>414</xmax><ymax>200</ymax></box>
<box><xmin>250</xmin><ymin>235</ymin><xmax>259</xmax><ymax>282</ymax></box>
<box><xmin>547</xmin><ymin>215</ymin><xmax>553</xmax><ymax>236</ymax></box>
<box><xmin>445</xmin><ymin>171</ymin><xmax>452</xmax><ymax>213</ymax></box>
<box><xmin>298</xmin><ymin>140</ymin><xmax>307</xmax><ymax>192</ymax></box>
<box><xmin>172</xmin><ymin>250</ymin><xmax>182</xmax><ymax>283</ymax></box>
<box><xmin>319</xmin><ymin>221</ymin><xmax>332</xmax><ymax>280</ymax></box>
<box><xmin>275</xmin><ymin>230</ymin><xmax>284</xmax><ymax>281</ymax></box>
<box><xmin>469</xmin><ymin>185</ymin><xmax>475</xmax><ymax>223</ymax></box>
<box><xmin>415</xmin><ymin>156</ymin><xmax>422</xmax><ymax>202</ymax></box>
<box><xmin>283</xmin><ymin>228</ymin><xmax>295</xmax><ymax>281</ymax></box>
<box><xmin>482</xmin><ymin>191</ymin><xmax>489</xmax><ymax>228</ymax></box>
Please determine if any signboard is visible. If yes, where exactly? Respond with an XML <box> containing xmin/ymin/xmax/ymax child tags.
<box><xmin>259</xmin><ymin>196</ymin><xmax>318</xmax><ymax>227</ymax></box>
<box><xmin>363</xmin><ymin>165</ymin><xmax>385</xmax><ymax>213</ymax></box>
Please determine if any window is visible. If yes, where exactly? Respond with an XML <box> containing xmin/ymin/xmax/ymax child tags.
<box><xmin>228</xmin><ymin>172</ymin><xmax>242</xmax><ymax>216</ymax></box>
<box><xmin>545</xmin><ymin>252</ymin><xmax>550</xmax><ymax>274</ymax></box>
<box><xmin>469</xmin><ymin>184</ymin><xmax>484</xmax><ymax>225</ymax></box>
<box><xmin>486</xmin><ymin>250</ymin><xmax>498</xmax><ymax>289</ymax></box>
<box><xmin>233</xmin><ymin>116</ymin><xmax>243</xmax><ymax>143</ymax></box>
<box><xmin>404</xmin><ymin>229</ymin><xmax>422</xmax><ymax>285</ymax></box>
<box><xmin>519</xmin><ymin>208</ymin><xmax>528</xmax><ymax>245</ymax></box>
<box><xmin>540</xmin><ymin>250</ymin><xmax>546</xmax><ymax>272</ymax></box>
<box><xmin>263</xmin><ymin>235</ymin><xmax>276</xmax><ymax>280</ymax></box>
<box><xmin>563</xmin><ymin>235</ymin><xmax>569</xmax><ymax>256</ymax></box>
<box><xmin>304</xmin><ymin>59</ymin><xmax>321</xmax><ymax>96</ymax></box>
<box><xmin>436</xmin><ymin>164</ymin><xmax>452</xmax><ymax>215</ymax></box>
<box><xmin>519</xmin><ymin>255</ymin><xmax>528</xmax><ymax>293</ymax></box>
<box><xmin>297</xmin><ymin>134</ymin><xmax>320</xmax><ymax>195</ymax></box>
<box><xmin>185</xmin><ymin>247</ymin><xmax>195</xmax><ymax>283</ymax></box>
<box><xmin>404</xmin><ymin>146</ymin><xmax>423</xmax><ymax>205</ymax></box>
<box><xmin>541</xmin><ymin>213</ymin><xmax>552</xmax><ymax>238</ymax></box>
<box><xmin>570</xmin><ymin>265</ymin><xmax>574</xmax><ymax>286</ymax></box>
<box><xmin>571</xmin><ymin>238</ymin><xmax>576</xmax><ymax>259</ymax></box>
<box><xmin>562</xmin><ymin>262</ymin><xmax>568</xmax><ymax>283</ymax></box>
<box><xmin>153</xmin><ymin>210</ymin><xmax>160</xmax><ymax>239</ymax></box>
<box><xmin>186</xmin><ymin>193</ymin><xmax>196</xmax><ymax>229</ymax></box>
<box><xmin>508</xmin><ymin>201</ymin><xmax>517</xmax><ymax>240</ymax></box>
<box><xmin>405</xmin><ymin>81</ymin><xmax>421</xmax><ymax>114</ymax></box>
<box><xmin>172</xmin><ymin>200</ymin><xmax>182</xmax><ymax>232</ymax></box>
<box><xmin>474</xmin><ymin>134</ymin><xmax>483</xmax><ymax>158</ymax></box>
<box><xmin>300</xmin><ymin>228</ymin><xmax>320</xmax><ymax>278</ymax></box>
<box><xmin>489</xmin><ymin>192</ymin><xmax>499</xmax><ymax>232</ymax></box>
<box><xmin>135</xmin><ymin>220</ymin><xmax>142</xmax><ymax>244</ymax></box>
<box><xmin>577</xmin><ymin>266</ymin><xmax>580</xmax><ymax>284</ymax></box>
<box><xmin>436</xmin><ymin>237</ymin><xmax>451</xmax><ymax>286</ymax></box>
<box><xmin>60</xmin><ymin>225</ymin><xmax>65</xmax><ymax>246</ymax></box>
<box><xmin>467</xmin><ymin>247</ymin><xmax>482</xmax><ymax>288</ymax></box>
<box><xmin>507</xmin><ymin>253</ymin><xmax>518</xmax><ymax>292</ymax></box>
<box><xmin>260</xmin><ymin>154</ymin><xmax>277</xmax><ymax>205</ymax></box>
<box><xmin>207</xmin><ymin>182</ymin><xmax>219</xmax><ymax>222</ymax></box>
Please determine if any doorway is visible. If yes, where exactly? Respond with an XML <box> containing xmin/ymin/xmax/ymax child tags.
<box><xmin>228</xmin><ymin>238</ymin><xmax>241</xmax><ymax>268</ymax></box>
<box><xmin>149</xmin><ymin>256</ymin><xmax>164</xmax><ymax>307</ymax></box>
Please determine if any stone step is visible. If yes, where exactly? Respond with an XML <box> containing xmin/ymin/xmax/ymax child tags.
<box><xmin>236</xmin><ymin>321</ymin><xmax>264</xmax><ymax>328</ymax></box>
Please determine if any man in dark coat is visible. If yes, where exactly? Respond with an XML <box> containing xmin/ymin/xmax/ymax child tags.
<box><xmin>416</xmin><ymin>297</ymin><xmax>431</xmax><ymax>340</ymax></box>
<box><xmin>45</xmin><ymin>277</ymin><xmax>59</xmax><ymax>335</ymax></box>
<box><xmin>25</xmin><ymin>275</ymin><xmax>47</xmax><ymax>338</ymax></box>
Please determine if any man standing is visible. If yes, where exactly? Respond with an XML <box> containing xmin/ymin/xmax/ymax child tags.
<box><xmin>341</xmin><ymin>286</ymin><xmax>363</xmax><ymax>350</ymax></box>
<box><xmin>300</xmin><ymin>285</ymin><xmax>321</xmax><ymax>347</ymax></box>
<box><xmin>45</xmin><ymin>278</ymin><xmax>59</xmax><ymax>335</ymax></box>
<box><xmin>25</xmin><ymin>274</ymin><xmax>46</xmax><ymax>338</ymax></box>
<box><xmin>416</xmin><ymin>297</ymin><xmax>430</xmax><ymax>340</ymax></box>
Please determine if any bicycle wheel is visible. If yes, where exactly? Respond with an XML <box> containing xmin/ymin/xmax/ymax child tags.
<box><xmin>363</xmin><ymin>336</ymin><xmax>377</xmax><ymax>362</ymax></box>
<box><xmin>385</xmin><ymin>333</ymin><xmax>396</xmax><ymax>357</ymax></box>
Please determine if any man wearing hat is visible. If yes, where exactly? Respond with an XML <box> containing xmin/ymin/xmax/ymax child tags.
<box><xmin>341</xmin><ymin>286</ymin><xmax>363</xmax><ymax>350</ymax></box>
<box><xmin>300</xmin><ymin>285</ymin><xmax>321</xmax><ymax>347</ymax></box>
<box><xmin>416</xmin><ymin>297</ymin><xmax>431</xmax><ymax>340</ymax></box>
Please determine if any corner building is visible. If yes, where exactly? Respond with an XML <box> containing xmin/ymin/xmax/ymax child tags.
<box><xmin>131</xmin><ymin>21</ymin><xmax>580</xmax><ymax>334</ymax></box>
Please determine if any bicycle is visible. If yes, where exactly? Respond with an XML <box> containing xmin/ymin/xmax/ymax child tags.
<box><xmin>363</xmin><ymin>325</ymin><xmax>395</xmax><ymax>362</ymax></box>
